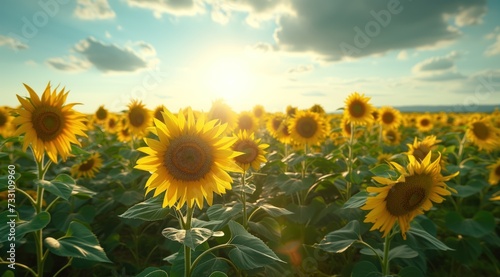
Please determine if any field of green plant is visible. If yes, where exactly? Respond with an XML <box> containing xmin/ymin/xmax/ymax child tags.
<box><xmin>0</xmin><ymin>84</ymin><xmax>499</xmax><ymax>277</ymax></box>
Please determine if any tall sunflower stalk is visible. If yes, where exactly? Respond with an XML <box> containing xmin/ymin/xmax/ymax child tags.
<box><xmin>11</xmin><ymin>83</ymin><xmax>87</xmax><ymax>277</ymax></box>
<box><xmin>361</xmin><ymin>151</ymin><xmax>459</xmax><ymax>275</ymax></box>
<box><xmin>135</xmin><ymin>107</ymin><xmax>242</xmax><ymax>276</ymax></box>
<box><xmin>343</xmin><ymin>92</ymin><xmax>375</xmax><ymax>200</ymax></box>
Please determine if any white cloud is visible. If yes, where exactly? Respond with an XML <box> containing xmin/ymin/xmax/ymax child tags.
<box><xmin>484</xmin><ymin>26</ymin><xmax>500</xmax><ymax>57</ymax></box>
<box><xmin>0</xmin><ymin>35</ymin><xmax>28</xmax><ymax>50</ymax></box>
<box><xmin>74</xmin><ymin>0</ymin><xmax>115</xmax><ymax>20</ymax></box>
<box><xmin>287</xmin><ymin>65</ymin><xmax>313</xmax><ymax>74</ymax></box>
<box><xmin>397</xmin><ymin>50</ymin><xmax>408</xmax><ymax>61</ymax></box>
<box><xmin>273</xmin><ymin>0</ymin><xmax>487</xmax><ymax>61</ymax></box>
<box><xmin>46</xmin><ymin>55</ymin><xmax>91</xmax><ymax>72</ymax></box>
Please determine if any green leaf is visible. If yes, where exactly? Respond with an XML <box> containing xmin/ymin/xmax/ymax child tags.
<box><xmin>277</xmin><ymin>174</ymin><xmax>315</xmax><ymax>195</ymax></box>
<box><xmin>117</xmin><ymin>190</ymin><xmax>144</xmax><ymax>206</ymax></box>
<box><xmin>227</xmin><ymin>221</ymin><xmax>285</xmax><ymax>270</ymax></box>
<box><xmin>315</xmin><ymin>220</ymin><xmax>360</xmax><ymax>253</ymax></box>
<box><xmin>351</xmin><ymin>261</ymin><xmax>381</xmax><ymax>277</ymax></box>
<box><xmin>248</xmin><ymin>217</ymin><xmax>281</xmax><ymax>241</ymax></box>
<box><xmin>119</xmin><ymin>195</ymin><xmax>172</xmax><ymax>221</ymax></box>
<box><xmin>258</xmin><ymin>203</ymin><xmax>293</xmax><ymax>217</ymax></box>
<box><xmin>445</xmin><ymin>236</ymin><xmax>482</xmax><ymax>264</ymax></box>
<box><xmin>207</xmin><ymin>203</ymin><xmax>243</xmax><ymax>221</ymax></box>
<box><xmin>209</xmin><ymin>272</ymin><xmax>228</xmax><ymax>277</ymax></box>
<box><xmin>36</xmin><ymin>174</ymin><xmax>75</xmax><ymax>200</ymax></box>
<box><xmin>445</xmin><ymin>211</ymin><xmax>495</xmax><ymax>238</ymax></box>
<box><xmin>454</xmin><ymin>179</ymin><xmax>489</xmax><ymax>198</ymax></box>
<box><xmin>369</xmin><ymin>164</ymin><xmax>397</xmax><ymax>179</ymax></box>
<box><xmin>16</xmin><ymin>211</ymin><xmax>51</xmax><ymax>239</ymax></box>
<box><xmin>407</xmin><ymin>222</ymin><xmax>453</xmax><ymax>251</ymax></box>
<box><xmin>45</xmin><ymin>221</ymin><xmax>112</xmax><ymax>263</ymax></box>
<box><xmin>399</xmin><ymin>266</ymin><xmax>424</xmax><ymax>277</ymax></box>
<box><xmin>136</xmin><ymin>267</ymin><xmax>169</xmax><ymax>277</ymax></box>
<box><xmin>342</xmin><ymin>190</ymin><xmax>368</xmax><ymax>209</ymax></box>
<box><xmin>388</xmin><ymin>245</ymin><xmax>418</xmax><ymax>261</ymax></box>
<box><xmin>162</xmin><ymin>227</ymin><xmax>215</xmax><ymax>250</ymax></box>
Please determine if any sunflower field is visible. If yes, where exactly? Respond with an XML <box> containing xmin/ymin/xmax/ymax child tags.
<box><xmin>0</xmin><ymin>83</ymin><xmax>499</xmax><ymax>277</ymax></box>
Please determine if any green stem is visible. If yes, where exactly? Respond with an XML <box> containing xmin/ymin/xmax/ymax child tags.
<box><xmin>45</xmin><ymin>197</ymin><xmax>61</xmax><ymax>213</ymax></box>
<box><xmin>53</xmin><ymin>257</ymin><xmax>73</xmax><ymax>277</ymax></box>
<box><xmin>346</xmin><ymin>121</ymin><xmax>355</xmax><ymax>200</ymax></box>
<box><xmin>184</xmin><ymin>206</ymin><xmax>194</xmax><ymax>277</ymax></box>
<box><xmin>241</xmin><ymin>171</ymin><xmax>248</xmax><ymax>228</ymax></box>
<box><xmin>356</xmin><ymin>240</ymin><xmax>383</xmax><ymax>268</ymax></box>
<box><xmin>16</xmin><ymin>188</ymin><xmax>36</xmax><ymax>208</ymax></box>
<box><xmin>190</xmin><ymin>244</ymin><xmax>235</xmax><ymax>273</ymax></box>
<box><xmin>381</xmin><ymin>232</ymin><xmax>392</xmax><ymax>276</ymax></box>
<box><xmin>34</xmin><ymin>154</ymin><xmax>51</xmax><ymax>277</ymax></box>
<box><xmin>0</xmin><ymin>261</ymin><xmax>37</xmax><ymax>276</ymax></box>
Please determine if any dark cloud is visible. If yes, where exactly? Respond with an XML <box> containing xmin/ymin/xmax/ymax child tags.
<box><xmin>413</xmin><ymin>51</ymin><xmax>461</xmax><ymax>72</ymax></box>
<box><xmin>47</xmin><ymin>37</ymin><xmax>156</xmax><ymax>73</ymax></box>
<box><xmin>274</xmin><ymin>0</ymin><xmax>487</xmax><ymax>61</ymax></box>
<box><xmin>415</xmin><ymin>71</ymin><xmax>466</xmax><ymax>82</ymax></box>
<box><xmin>126</xmin><ymin>0</ymin><xmax>203</xmax><ymax>17</ymax></box>
<box><xmin>73</xmin><ymin>37</ymin><xmax>149</xmax><ymax>73</ymax></box>
<box><xmin>0</xmin><ymin>34</ymin><xmax>28</xmax><ymax>50</ymax></box>
<box><xmin>74</xmin><ymin>0</ymin><xmax>115</xmax><ymax>20</ymax></box>
<box><xmin>46</xmin><ymin>56</ymin><xmax>91</xmax><ymax>72</ymax></box>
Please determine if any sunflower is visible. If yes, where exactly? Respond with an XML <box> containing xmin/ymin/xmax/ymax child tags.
<box><xmin>70</xmin><ymin>153</ymin><xmax>103</xmax><ymax>179</ymax></box>
<box><xmin>252</xmin><ymin>105</ymin><xmax>265</xmax><ymax>120</ymax></box>
<box><xmin>289</xmin><ymin>110</ymin><xmax>328</xmax><ymax>146</ymax></box>
<box><xmin>416</xmin><ymin>114</ymin><xmax>433</xmax><ymax>132</ymax></box>
<box><xmin>207</xmin><ymin>99</ymin><xmax>237</xmax><ymax>133</ymax></box>
<box><xmin>94</xmin><ymin>105</ymin><xmax>108</xmax><ymax>123</ymax></box>
<box><xmin>105</xmin><ymin>113</ymin><xmax>119</xmax><ymax>134</ymax></box>
<box><xmin>232</xmin><ymin>130</ymin><xmax>268</xmax><ymax>171</ymax></box>
<box><xmin>383</xmin><ymin>128</ymin><xmax>401</xmax><ymax>145</ymax></box>
<box><xmin>236</xmin><ymin>111</ymin><xmax>258</xmax><ymax>133</ymax></box>
<box><xmin>378</xmin><ymin>106</ymin><xmax>402</xmax><ymax>130</ymax></box>
<box><xmin>126</xmin><ymin>100</ymin><xmax>151</xmax><ymax>138</ymax></box>
<box><xmin>153</xmin><ymin>105</ymin><xmax>166</xmax><ymax>121</ymax></box>
<box><xmin>487</xmin><ymin>159</ymin><xmax>500</xmax><ymax>185</ymax></box>
<box><xmin>135</xmin><ymin>107</ymin><xmax>242</xmax><ymax>209</ymax></box>
<box><xmin>377</xmin><ymin>153</ymin><xmax>394</xmax><ymax>164</ymax></box>
<box><xmin>0</xmin><ymin>106</ymin><xmax>14</xmax><ymax>138</ymax></box>
<box><xmin>266</xmin><ymin>113</ymin><xmax>292</xmax><ymax>144</ymax></box>
<box><xmin>361</xmin><ymin>151</ymin><xmax>459</xmax><ymax>239</ymax></box>
<box><xmin>286</xmin><ymin>105</ymin><xmax>297</xmax><ymax>117</ymax></box>
<box><xmin>344</xmin><ymin>92</ymin><xmax>374</xmax><ymax>125</ymax></box>
<box><xmin>466</xmin><ymin>118</ymin><xmax>500</xmax><ymax>152</ymax></box>
<box><xmin>406</xmin><ymin>135</ymin><xmax>441</xmax><ymax>162</ymax></box>
<box><xmin>309</xmin><ymin>104</ymin><xmax>326</xmax><ymax>115</ymax></box>
<box><xmin>13</xmin><ymin>83</ymin><xmax>87</xmax><ymax>163</ymax></box>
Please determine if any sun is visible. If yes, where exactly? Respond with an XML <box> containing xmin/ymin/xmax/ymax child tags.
<box><xmin>204</xmin><ymin>54</ymin><xmax>253</xmax><ymax>101</ymax></box>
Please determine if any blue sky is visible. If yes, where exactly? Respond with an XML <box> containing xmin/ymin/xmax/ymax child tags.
<box><xmin>1</xmin><ymin>0</ymin><xmax>500</xmax><ymax>114</ymax></box>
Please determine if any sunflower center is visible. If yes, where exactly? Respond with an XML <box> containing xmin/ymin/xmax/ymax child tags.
<box><xmin>32</xmin><ymin>107</ymin><xmax>64</xmax><ymax>141</ymax></box>
<box><xmin>385</xmin><ymin>130</ymin><xmax>396</xmax><ymax>142</ymax></box>
<box><xmin>129</xmin><ymin>107</ymin><xmax>146</xmax><ymax>127</ymax></box>
<box><xmin>0</xmin><ymin>112</ymin><xmax>7</xmax><ymax>126</ymax></box>
<box><xmin>272</xmin><ymin>118</ymin><xmax>282</xmax><ymax>131</ymax></box>
<box><xmin>79</xmin><ymin>158</ymin><xmax>95</xmax><ymax>172</ymax></box>
<box><xmin>382</xmin><ymin>112</ymin><xmax>395</xmax><ymax>124</ymax></box>
<box><xmin>386</xmin><ymin>174</ymin><xmax>432</xmax><ymax>216</ymax></box>
<box><xmin>164</xmin><ymin>135</ymin><xmax>213</xmax><ymax>181</ymax></box>
<box><xmin>420</xmin><ymin>119</ymin><xmax>430</xmax><ymax>127</ymax></box>
<box><xmin>349</xmin><ymin>100</ymin><xmax>366</xmax><ymax>118</ymax></box>
<box><xmin>412</xmin><ymin>145</ymin><xmax>430</xmax><ymax>161</ymax></box>
<box><xmin>495</xmin><ymin>165</ymin><xmax>500</xmax><ymax>177</ymax></box>
<box><xmin>296</xmin><ymin>116</ymin><xmax>318</xmax><ymax>138</ymax></box>
<box><xmin>108</xmin><ymin>118</ymin><xmax>117</xmax><ymax>129</ymax></box>
<box><xmin>96</xmin><ymin>107</ymin><xmax>107</xmax><ymax>120</ymax></box>
<box><xmin>471</xmin><ymin>122</ymin><xmax>489</xmax><ymax>140</ymax></box>
<box><xmin>234</xmin><ymin>140</ymin><xmax>259</xmax><ymax>165</ymax></box>
<box><xmin>154</xmin><ymin>109</ymin><xmax>163</xmax><ymax>121</ymax></box>
<box><xmin>238</xmin><ymin>116</ymin><xmax>253</xmax><ymax>131</ymax></box>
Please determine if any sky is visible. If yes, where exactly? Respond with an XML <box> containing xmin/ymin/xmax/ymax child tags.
<box><xmin>1</xmin><ymin>0</ymin><xmax>500</xmax><ymax>114</ymax></box>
